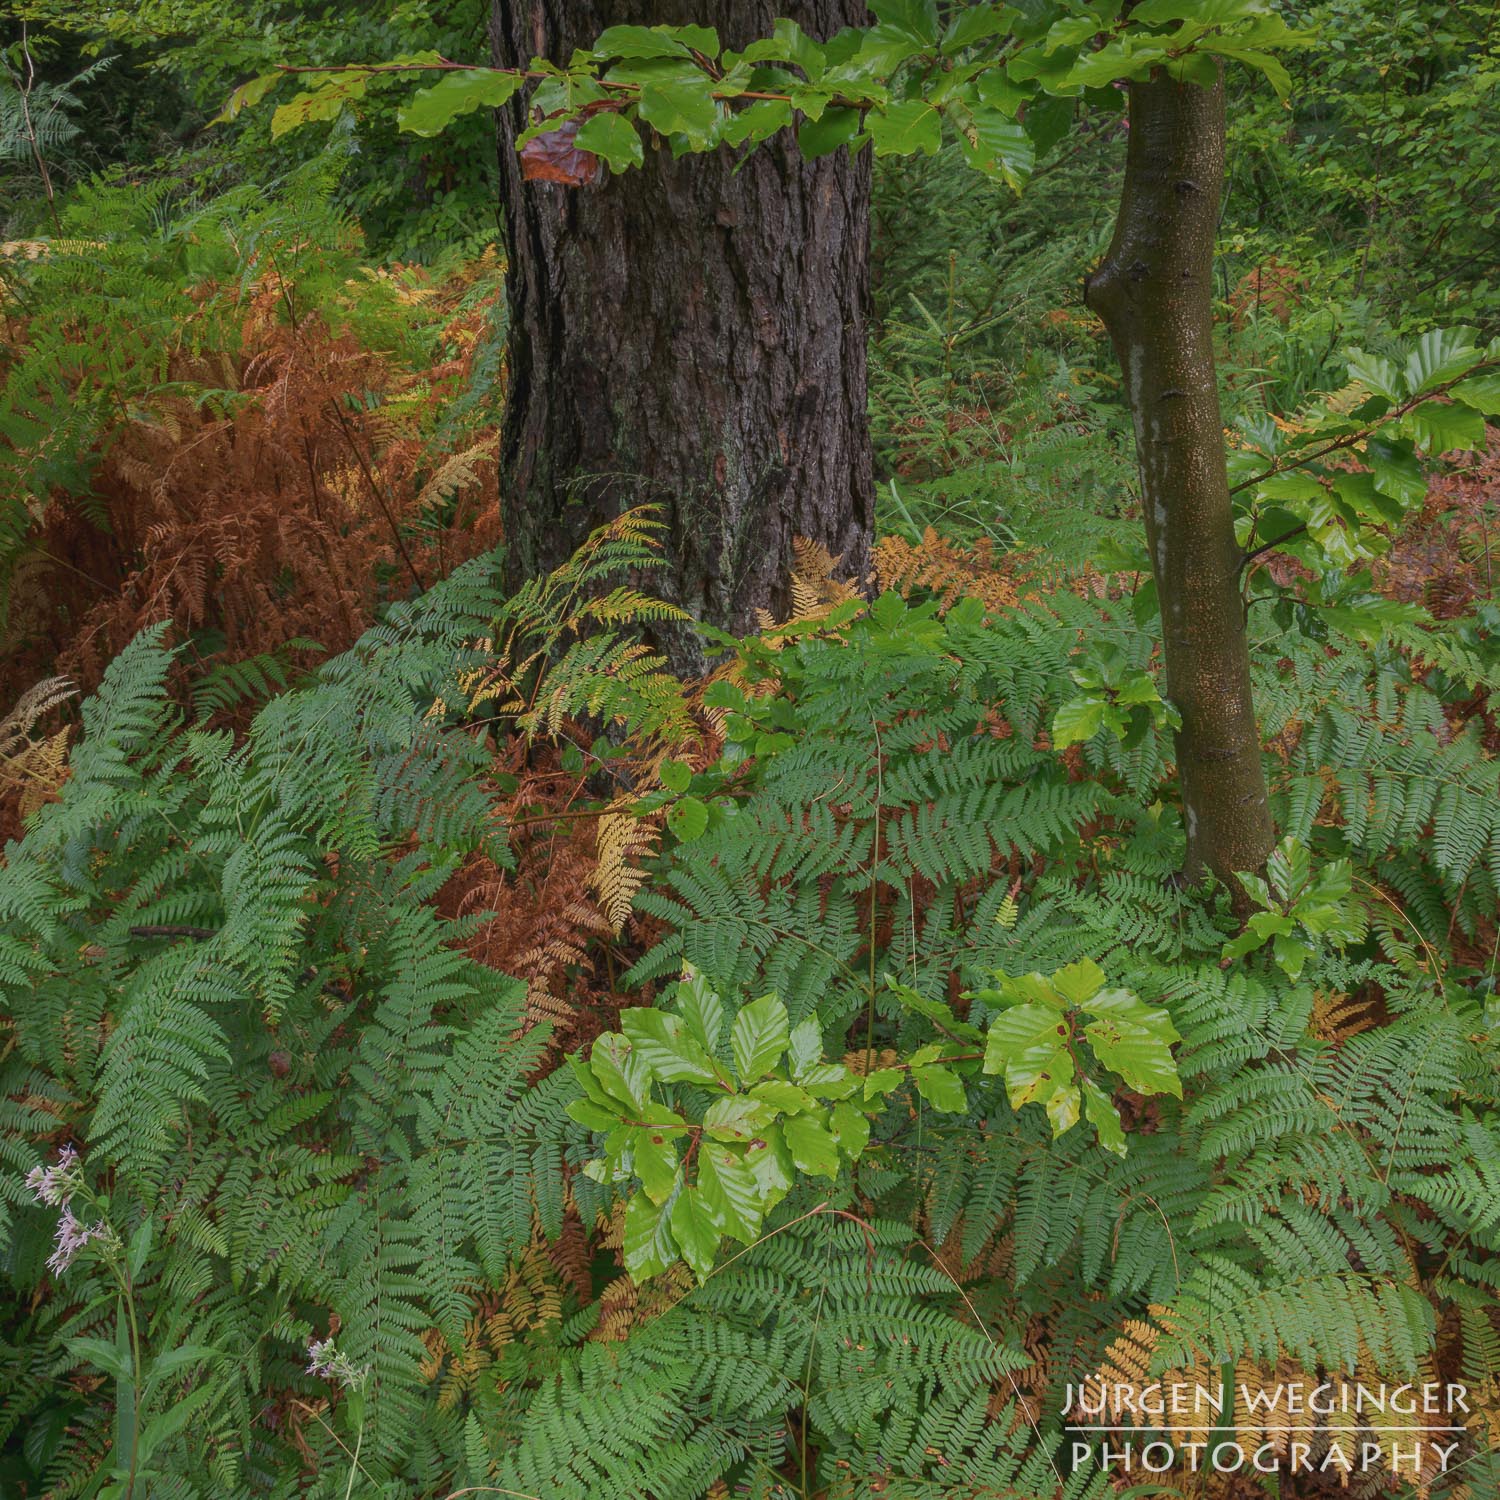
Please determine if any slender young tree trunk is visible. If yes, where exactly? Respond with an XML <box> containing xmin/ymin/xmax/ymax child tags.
<box><xmin>490</xmin><ymin>0</ymin><xmax>873</xmax><ymax>676</ymax></box>
<box><xmin>1085</xmin><ymin>68</ymin><xmax>1274</xmax><ymax>888</ymax></box>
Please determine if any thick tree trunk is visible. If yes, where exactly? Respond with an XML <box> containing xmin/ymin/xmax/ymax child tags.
<box><xmin>1085</xmin><ymin>69</ymin><xmax>1274</xmax><ymax>889</ymax></box>
<box><xmin>489</xmin><ymin>0</ymin><xmax>874</xmax><ymax>676</ymax></box>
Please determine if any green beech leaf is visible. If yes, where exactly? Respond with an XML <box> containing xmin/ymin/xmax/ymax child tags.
<box><xmin>272</xmin><ymin>74</ymin><xmax>369</xmax><ymax>138</ymax></box>
<box><xmin>1404</xmin><ymin>399</ymin><xmax>1486</xmax><ymax>456</ymax></box>
<box><xmin>620</xmin><ymin>1007</ymin><xmax>722</xmax><ymax>1086</ymax></box>
<box><xmin>731</xmin><ymin>993</ymin><xmax>790</xmax><ymax>1082</ymax></box>
<box><xmin>740</xmin><ymin>18</ymin><xmax>827</xmax><ymax>76</ymax></box>
<box><xmin>957</xmin><ymin>106</ymin><xmax>1034</xmax><ymax>191</ymax></box>
<box><xmin>1046</xmin><ymin>1080</ymin><xmax>1082</xmax><ymax>1135</ymax></box>
<box><xmin>590</xmin><ymin>1032</ymin><xmax>651</xmax><ymax>1113</ymax></box>
<box><xmin>1451</xmin><ymin>372</ymin><xmax>1500</xmax><ymax>415</ymax></box>
<box><xmin>698</xmin><ymin>1144</ymin><xmax>762</xmax><ymax>1243</ymax></box>
<box><xmin>801</xmin><ymin>1063</ymin><xmax>859</xmax><ymax>1098</ymax></box>
<box><xmin>784</xmin><ymin>1113</ymin><xmax>840</xmax><ymax>1178</ymax></box>
<box><xmin>985</xmin><ymin>970</ymin><xmax>1069</xmax><ymax>1009</ymax></box>
<box><xmin>702</xmin><ymin>1094</ymin><xmax>779</xmax><ymax>1142</ymax></box>
<box><xmin>984</xmin><ymin>1003</ymin><xmax>1076</xmax><ymax>1110</ymax></box>
<box><xmin>624</xmin><ymin>1192</ymin><xmax>676</xmax><ymax>1279</ymax></box>
<box><xmin>1367</xmin><ymin>437</ymin><xmax>1427</xmax><ymax>508</ymax></box>
<box><xmin>637</xmin><ymin>78</ymin><xmax>719</xmax><ymax>142</ymax></box>
<box><xmin>569</xmin><ymin>1054</ymin><xmax>619</xmax><ymax>1110</ymax></box>
<box><xmin>788</xmin><ymin>1015</ymin><xmax>823</xmax><ymax>1079</ymax></box>
<box><xmin>398</xmin><ymin>69</ymin><xmax>521</xmax><ymax>137</ymax></box>
<box><xmin>829</xmin><ymin>1100</ymin><xmax>871</xmax><ymax>1157</ymax></box>
<box><xmin>659</xmin><ymin>757</ymin><xmax>692</xmax><ymax>793</ymax></box>
<box><xmin>745</xmin><ymin>1124</ymin><xmax>796</xmax><ymax>1203</ymax></box>
<box><xmin>722</xmin><ymin>98</ymin><xmax>797</xmax><ymax>145</ymax></box>
<box><xmin>1268</xmin><ymin>833</ymin><xmax>1312</xmax><ymax>897</ymax></box>
<box><xmin>798</xmin><ymin>106</ymin><xmax>863</xmax><ymax>159</ymax></box>
<box><xmin>1257</xmin><ymin>472</ymin><xmax>1323</xmax><ymax>504</ymax></box>
<box><xmin>592</xmin><ymin>25</ymin><xmax>693</xmax><ymax>60</ymax></box>
<box><xmin>674</xmin><ymin>25</ymin><xmax>721</xmax><ymax>56</ymax></box>
<box><xmin>212</xmin><ymin>72</ymin><xmax>280</xmax><ymax>126</ymax></box>
<box><xmin>1081</xmin><ymin>1077</ymin><xmax>1127</xmax><ymax>1157</ymax></box>
<box><xmin>867</xmin><ymin>99</ymin><xmax>942</xmax><ymax>156</ymax></box>
<box><xmin>670</xmin><ymin>1186</ymin><xmax>721</xmax><ymax>1279</ymax></box>
<box><xmin>667</xmin><ymin>796</ymin><xmax>710</xmax><ymax>841</ymax></box>
<box><xmin>630</xmin><ymin>1127</ymin><xmax>681</xmax><ymax>1205</ymax></box>
<box><xmin>912</xmin><ymin>1063</ymin><xmax>967</xmax><ymax>1113</ymax></box>
<box><xmin>1404</xmin><ymin>327</ymin><xmax>1480</xmax><ymax>394</ymax></box>
<box><xmin>575</xmin><ymin>111</ymin><xmax>645</xmax><ymax>171</ymax></box>
<box><xmin>1042</xmin><ymin>14</ymin><xmax>1106</xmax><ymax>51</ymax></box>
<box><xmin>676</xmin><ymin>966</ymin><xmax>724</xmax><ymax>1055</ymax></box>
<box><xmin>859</xmin><ymin>23</ymin><xmax>929</xmax><ymax>72</ymax></box>
<box><xmin>869</xmin><ymin>0</ymin><xmax>940</xmax><ymax>45</ymax></box>
<box><xmin>1272</xmin><ymin>931</ymin><xmax>1314</xmax><ymax>979</ymax></box>
<box><xmin>1052</xmin><ymin>958</ymin><xmax>1107</xmax><ymax>1006</ymax></box>
<box><xmin>1082</xmin><ymin>990</ymin><xmax>1182</xmax><ymax>1098</ymax></box>
<box><xmin>1024</xmin><ymin>94</ymin><xmax>1075</xmax><ymax>157</ymax></box>
<box><xmin>1132</xmin><ymin>0</ymin><xmax>1262</xmax><ymax>22</ymax></box>
<box><xmin>1211</xmin><ymin>45</ymin><xmax>1292</xmax><ymax>98</ymax></box>
<box><xmin>1051</xmin><ymin>696</ymin><xmax>1106</xmax><ymax>748</ymax></box>
<box><xmin>1223</xmin><ymin>910</ymin><xmax>1294</xmax><ymax>963</ymax></box>
<box><xmin>1346</xmin><ymin>348</ymin><xmax>1403</xmax><ymax>403</ymax></box>
<box><xmin>943</xmin><ymin>7</ymin><xmax>1016</xmax><ymax>52</ymax></box>
<box><xmin>567</xmin><ymin>1098</ymin><xmax>624</xmax><ymax>1131</ymax></box>
<box><xmin>749</xmin><ymin>1079</ymin><xmax>816</xmax><ymax>1113</ymax></box>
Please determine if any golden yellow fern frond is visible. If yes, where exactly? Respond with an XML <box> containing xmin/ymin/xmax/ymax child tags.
<box><xmin>1310</xmin><ymin>988</ymin><xmax>1381</xmax><ymax>1041</ymax></box>
<box><xmin>413</xmin><ymin>442</ymin><xmax>494</xmax><ymax>513</ymax></box>
<box><xmin>875</xmin><ymin>528</ymin><xmax>1023</xmax><ymax>614</ymax></box>
<box><xmin>1085</xmin><ymin>1319</ymin><xmax>1160</xmax><ymax>1412</ymax></box>
<box><xmin>593</xmin><ymin>807</ymin><xmax>660</xmax><ymax>934</ymax></box>
<box><xmin>1083</xmin><ymin>1311</ymin><xmax>1216</xmax><ymax>1446</ymax></box>
<box><xmin>425</xmin><ymin>1243</ymin><xmax>569</xmax><ymax>1408</ymax></box>
<box><xmin>591</xmin><ymin>1264</ymin><xmax>693</xmax><ymax>1343</ymax></box>
<box><xmin>578</xmin><ymin>587</ymin><xmax>690</xmax><ymax>627</ymax></box>
<box><xmin>0</xmin><ymin>676</ymin><xmax>77</xmax><ymax>817</ymax></box>
<box><xmin>750</xmin><ymin>534</ymin><xmax>863</xmax><ymax>647</ymax></box>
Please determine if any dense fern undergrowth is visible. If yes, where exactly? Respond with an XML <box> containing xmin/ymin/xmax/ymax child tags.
<box><xmin>0</xmin><ymin>484</ymin><xmax>1497</xmax><ymax>1495</ymax></box>
<box><xmin>3</xmin><ymin>6</ymin><xmax>1500</xmax><ymax>1492</ymax></box>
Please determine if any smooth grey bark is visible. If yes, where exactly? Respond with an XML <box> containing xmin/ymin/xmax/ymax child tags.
<box><xmin>490</xmin><ymin>0</ymin><xmax>874</xmax><ymax>675</ymax></box>
<box><xmin>1085</xmin><ymin>68</ymin><xmax>1275</xmax><ymax>889</ymax></box>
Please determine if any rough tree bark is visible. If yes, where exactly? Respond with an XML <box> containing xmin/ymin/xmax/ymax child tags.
<box><xmin>1085</xmin><ymin>68</ymin><xmax>1275</xmax><ymax>888</ymax></box>
<box><xmin>490</xmin><ymin>0</ymin><xmax>874</xmax><ymax>676</ymax></box>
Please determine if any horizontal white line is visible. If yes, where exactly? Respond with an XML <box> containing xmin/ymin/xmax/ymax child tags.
<box><xmin>1069</xmin><ymin>1427</ymin><xmax>1467</xmax><ymax>1433</ymax></box>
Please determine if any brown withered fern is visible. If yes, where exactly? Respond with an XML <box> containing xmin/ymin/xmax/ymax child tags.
<box><xmin>2</xmin><ymin>260</ymin><xmax>503</xmax><ymax>707</ymax></box>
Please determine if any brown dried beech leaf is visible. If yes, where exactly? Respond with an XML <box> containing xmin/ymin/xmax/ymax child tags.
<box><xmin>520</xmin><ymin>119</ymin><xmax>601</xmax><ymax>187</ymax></box>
